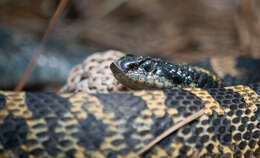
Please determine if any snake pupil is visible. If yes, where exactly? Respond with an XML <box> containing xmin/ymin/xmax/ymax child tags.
<box><xmin>142</xmin><ymin>61</ymin><xmax>153</xmax><ymax>72</ymax></box>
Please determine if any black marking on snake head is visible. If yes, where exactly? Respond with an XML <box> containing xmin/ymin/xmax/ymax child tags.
<box><xmin>0</xmin><ymin>114</ymin><xmax>29</xmax><ymax>150</ymax></box>
<box><xmin>111</xmin><ymin>54</ymin><xmax>221</xmax><ymax>89</ymax></box>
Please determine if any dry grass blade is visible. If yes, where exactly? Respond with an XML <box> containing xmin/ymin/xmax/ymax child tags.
<box><xmin>191</xmin><ymin>149</ymin><xmax>201</xmax><ymax>158</ymax></box>
<box><xmin>15</xmin><ymin>0</ymin><xmax>69</xmax><ymax>91</ymax></box>
<box><xmin>137</xmin><ymin>108</ymin><xmax>205</xmax><ymax>156</ymax></box>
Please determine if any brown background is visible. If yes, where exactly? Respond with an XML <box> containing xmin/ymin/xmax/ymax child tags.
<box><xmin>1</xmin><ymin>0</ymin><xmax>260</xmax><ymax>62</ymax></box>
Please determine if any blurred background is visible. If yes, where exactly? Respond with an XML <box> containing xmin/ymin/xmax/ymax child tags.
<box><xmin>0</xmin><ymin>0</ymin><xmax>260</xmax><ymax>90</ymax></box>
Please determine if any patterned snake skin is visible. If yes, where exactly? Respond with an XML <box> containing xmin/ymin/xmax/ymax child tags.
<box><xmin>0</xmin><ymin>56</ymin><xmax>260</xmax><ymax>158</ymax></box>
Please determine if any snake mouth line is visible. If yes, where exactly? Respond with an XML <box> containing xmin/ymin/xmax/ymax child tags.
<box><xmin>110</xmin><ymin>62</ymin><xmax>122</xmax><ymax>74</ymax></box>
<box><xmin>110</xmin><ymin>62</ymin><xmax>141</xmax><ymax>90</ymax></box>
<box><xmin>110</xmin><ymin>62</ymin><xmax>126</xmax><ymax>81</ymax></box>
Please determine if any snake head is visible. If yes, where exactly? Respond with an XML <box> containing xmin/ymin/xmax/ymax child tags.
<box><xmin>110</xmin><ymin>54</ymin><xmax>218</xmax><ymax>90</ymax></box>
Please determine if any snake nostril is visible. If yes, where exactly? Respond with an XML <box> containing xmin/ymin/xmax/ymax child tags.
<box><xmin>121</xmin><ymin>62</ymin><xmax>138</xmax><ymax>71</ymax></box>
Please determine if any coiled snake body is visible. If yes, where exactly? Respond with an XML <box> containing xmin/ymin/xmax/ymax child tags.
<box><xmin>0</xmin><ymin>54</ymin><xmax>260</xmax><ymax>158</ymax></box>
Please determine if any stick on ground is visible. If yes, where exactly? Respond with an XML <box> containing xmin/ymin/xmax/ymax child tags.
<box><xmin>137</xmin><ymin>108</ymin><xmax>205</xmax><ymax>156</ymax></box>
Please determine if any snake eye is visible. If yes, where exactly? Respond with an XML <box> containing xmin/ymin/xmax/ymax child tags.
<box><xmin>142</xmin><ymin>61</ymin><xmax>153</xmax><ymax>72</ymax></box>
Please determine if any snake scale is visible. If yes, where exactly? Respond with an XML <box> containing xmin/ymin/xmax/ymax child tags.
<box><xmin>0</xmin><ymin>54</ymin><xmax>260</xmax><ymax>158</ymax></box>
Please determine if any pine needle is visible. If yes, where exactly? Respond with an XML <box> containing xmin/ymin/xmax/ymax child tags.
<box><xmin>137</xmin><ymin>108</ymin><xmax>205</xmax><ymax>156</ymax></box>
<box><xmin>15</xmin><ymin>0</ymin><xmax>69</xmax><ymax>91</ymax></box>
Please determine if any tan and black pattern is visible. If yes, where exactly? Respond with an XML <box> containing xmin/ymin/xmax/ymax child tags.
<box><xmin>191</xmin><ymin>56</ymin><xmax>260</xmax><ymax>86</ymax></box>
<box><xmin>0</xmin><ymin>83</ymin><xmax>259</xmax><ymax>157</ymax></box>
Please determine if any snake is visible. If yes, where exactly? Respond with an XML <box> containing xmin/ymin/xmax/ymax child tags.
<box><xmin>0</xmin><ymin>54</ymin><xmax>260</xmax><ymax>158</ymax></box>
<box><xmin>0</xmin><ymin>27</ymin><xmax>101</xmax><ymax>90</ymax></box>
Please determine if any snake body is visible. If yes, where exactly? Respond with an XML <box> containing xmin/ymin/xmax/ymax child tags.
<box><xmin>0</xmin><ymin>55</ymin><xmax>260</xmax><ymax>158</ymax></box>
<box><xmin>0</xmin><ymin>27</ymin><xmax>97</xmax><ymax>90</ymax></box>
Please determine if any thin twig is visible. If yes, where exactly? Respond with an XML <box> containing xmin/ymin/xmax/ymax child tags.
<box><xmin>191</xmin><ymin>149</ymin><xmax>201</xmax><ymax>158</ymax></box>
<box><xmin>15</xmin><ymin>0</ymin><xmax>69</xmax><ymax>91</ymax></box>
<box><xmin>137</xmin><ymin>108</ymin><xmax>205</xmax><ymax>156</ymax></box>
